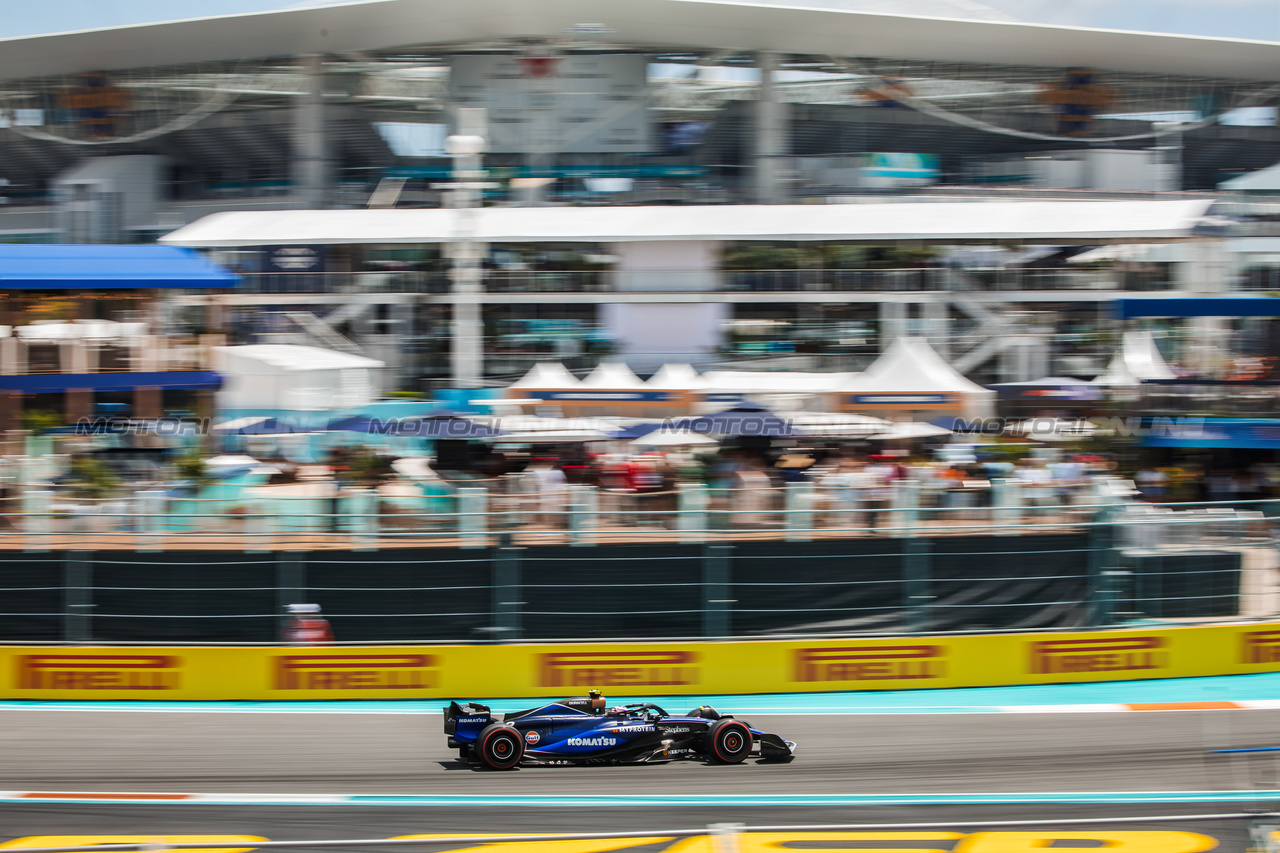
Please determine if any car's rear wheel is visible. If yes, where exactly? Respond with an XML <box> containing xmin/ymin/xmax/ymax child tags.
<box><xmin>477</xmin><ymin>723</ymin><xmax>524</xmax><ymax>770</ymax></box>
<box><xmin>708</xmin><ymin>719</ymin><xmax>753</xmax><ymax>764</ymax></box>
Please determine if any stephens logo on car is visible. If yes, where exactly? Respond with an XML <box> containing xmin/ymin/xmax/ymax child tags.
<box><xmin>524</xmin><ymin>731</ymin><xmax>541</xmax><ymax>745</ymax></box>
<box><xmin>568</xmin><ymin>736</ymin><xmax>617</xmax><ymax>747</ymax></box>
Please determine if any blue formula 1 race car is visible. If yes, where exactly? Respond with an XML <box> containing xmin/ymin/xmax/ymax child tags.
<box><xmin>444</xmin><ymin>690</ymin><xmax>796</xmax><ymax>769</ymax></box>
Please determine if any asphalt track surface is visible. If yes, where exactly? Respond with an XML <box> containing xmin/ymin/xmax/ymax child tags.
<box><xmin>3</xmin><ymin>707</ymin><xmax>1280</xmax><ymax>795</ymax></box>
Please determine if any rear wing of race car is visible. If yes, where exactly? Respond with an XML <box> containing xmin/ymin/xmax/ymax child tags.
<box><xmin>443</xmin><ymin>701</ymin><xmax>493</xmax><ymax>743</ymax></box>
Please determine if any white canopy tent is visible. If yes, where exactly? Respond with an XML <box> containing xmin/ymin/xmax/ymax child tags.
<box><xmin>508</xmin><ymin>362</ymin><xmax>580</xmax><ymax>389</ymax></box>
<box><xmin>1092</xmin><ymin>330</ymin><xmax>1178</xmax><ymax>385</ymax></box>
<box><xmin>163</xmin><ymin>200</ymin><xmax>1217</xmax><ymax>248</ymax></box>
<box><xmin>646</xmin><ymin>363</ymin><xmax>706</xmax><ymax>390</ymax></box>
<box><xmin>842</xmin><ymin>337</ymin><xmax>996</xmax><ymax>418</ymax></box>
<box><xmin>1220</xmin><ymin>163</ymin><xmax>1280</xmax><ymax>193</ymax></box>
<box><xmin>211</xmin><ymin>345</ymin><xmax>384</xmax><ymax>412</ymax></box>
<box><xmin>580</xmin><ymin>362</ymin><xmax>645</xmax><ymax>388</ymax></box>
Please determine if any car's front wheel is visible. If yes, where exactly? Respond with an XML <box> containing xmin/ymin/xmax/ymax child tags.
<box><xmin>477</xmin><ymin>723</ymin><xmax>525</xmax><ymax>770</ymax></box>
<box><xmin>707</xmin><ymin>719</ymin><xmax>753</xmax><ymax>764</ymax></box>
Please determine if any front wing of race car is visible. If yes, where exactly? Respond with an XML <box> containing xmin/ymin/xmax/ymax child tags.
<box><xmin>444</xmin><ymin>700</ymin><xmax>796</xmax><ymax>769</ymax></box>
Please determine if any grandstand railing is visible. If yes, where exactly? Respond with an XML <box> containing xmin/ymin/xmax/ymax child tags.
<box><xmin>233</xmin><ymin>266</ymin><xmax>1173</xmax><ymax>295</ymax></box>
<box><xmin>0</xmin><ymin>490</ymin><xmax>1274</xmax><ymax>643</ymax></box>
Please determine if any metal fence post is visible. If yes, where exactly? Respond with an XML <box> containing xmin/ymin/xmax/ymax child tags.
<box><xmin>568</xmin><ymin>484</ymin><xmax>597</xmax><ymax>547</ymax></box>
<box><xmin>137</xmin><ymin>489</ymin><xmax>166</xmax><ymax>552</ymax></box>
<box><xmin>892</xmin><ymin>479</ymin><xmax>919</xmax><ymax>538</ymax></box>
<box><xmin>23</xmin><ymin>487</ymin><xmax>50</xmax><ymax>552</ymax></box>
<box><xmin>245</xmin><ymin>499</ymin><xmax>269</xmax><ymax>554</ymax></box>
<box><xmin>785</xmin><ymin>482</ymin><xmax>814</xmax><ymax>542</ymax></box>
<box><xmin>903</xmin><ymin>537</ymin><xmax>931</xmax><ymax>633</ymax></box>
<box><xmin>458</xmin><ymin>487</ymin><xmax>489</xmax><ymax>549</ymax></box>
<box><xmin>703</xmin><ymin>544</ymin><xmax>732</xmax><ymax>639</ymax></box>
<box><xmin>1088</xmin><ymin>503</ymin><xmax>1124</xmax><ymax>626</ymax></box>
<box><xmin>277</xmin><ymin>552</ymin><xmax>305</xmax><ymax>642</ymax></box>
<box><xmin>991</xmin><ymin>478</ymin><xmax>1022</xmax><ymax>537</ymax></box>
<box><xmin>349</xmin><ymin>488</ymin><xmax>378</xmax><ymax>551</ymax></box>
<box><xmin>493</xmin><ymin>533</ymin><xmax>522</xmax><ymax>642</ymax></box>
<box><xmin>63</xmin><ymin>551</ymin><xmax>91</xmax><ymax>643</ymax></box>
<box><xmin>678</xmin><ymin>483</ymin><xmax>708</xmax><ymax>544</ymax></box>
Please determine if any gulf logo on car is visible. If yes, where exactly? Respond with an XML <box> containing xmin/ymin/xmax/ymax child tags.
<box><xmin>524</xmin><ymin>731</ymin><xmax>541</xmax><ymax>745</ymax></box>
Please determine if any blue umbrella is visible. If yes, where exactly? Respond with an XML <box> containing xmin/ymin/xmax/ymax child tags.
<box><xmin>213</xmin><ymin>416</ymin><xmax>299</xmax><ymax>435</ymax></box>
<box><xmin>610</xmin><ymin>422</ymin><xmax>665</xmax><ymax>440</ymax></box>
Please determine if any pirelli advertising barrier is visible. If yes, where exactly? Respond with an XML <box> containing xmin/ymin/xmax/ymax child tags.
<box><xmin>4</xmin><ymin>621</ymin><xmax>1280</xmax><ymax>700</ymax></box>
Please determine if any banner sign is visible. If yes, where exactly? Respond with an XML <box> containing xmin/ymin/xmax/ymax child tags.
<box><xmin>527</xmin><ymin>391</ymin><xmax>675</xmax><ymax>402</ymax></box>
<box><xmin>847</xmin><ymin>394</ymin><xmax>952</xmax><ymax>405</ymax></box>
<box><xmin>2</xmin><ymin>621</ymin><xmax>1279</xmax><ymax>700</ymax></box>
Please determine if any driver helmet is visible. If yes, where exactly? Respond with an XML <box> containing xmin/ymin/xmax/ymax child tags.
<box><xmin>589</xmin><ymin>689</ymin><xmax>606</xmax><ymax>714</ymax></box>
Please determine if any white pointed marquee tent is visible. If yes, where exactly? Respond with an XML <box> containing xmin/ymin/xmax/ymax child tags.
<box><xmin>580</xmin><ymin>362</ymin><xmax>645</xmax><ymax>388</ymax></box>
<box><xmin>645</xmin><ymin>363</ymin><xmax>706</xmax><ymax>390</ymax></box>
<box><xmin>506</xmin><ymin>360</ymin><xmax>689</xmax><ymax>415</ymax></box>
<box><xmin>509</xmin><ymin>362</ymin><xmax>581</xmax><ymax>389</ymax></box>
<box><xmin>839</xmin><ymin>337</ymin><xmax>996</xmax><ymax>418</ymax></box>
<box><xmin>1093</xmin><ymin>330</ymin><xmax>1177</xmax><ymax>386</ymax></box>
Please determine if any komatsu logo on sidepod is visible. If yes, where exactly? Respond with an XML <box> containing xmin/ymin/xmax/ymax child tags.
<box><xmin>568</xmin><ymin>736</ymin><xmax>618</xmax><ymax>746</ymax></box>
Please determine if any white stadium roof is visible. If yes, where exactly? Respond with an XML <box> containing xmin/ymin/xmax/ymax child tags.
<box><xmin>161</xmin><ymin>200</ymin><xmax>1218</xmax><ymax>247</ymax></box>
<box><xmin>3</xmin><ymin>0</ymin><xmax>1280</xmax><ymax>83</ymax></box>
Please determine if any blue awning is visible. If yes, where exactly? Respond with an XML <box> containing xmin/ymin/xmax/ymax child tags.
<box><xmin>1114</xmin><ymin>297</ymin><xmax>1280</xmax><ymax>319</ymax></box>
<box><xmin>1142</xmin><ymin>418</ymin><xmax>1280</xmax><ymax>449</ymax></box>
<box><xmin>0</xmin><ymin>371</ymin><xmax>222</xmax><ymax>393</ymax></box>
<box><xmin>0</xmin><ymin>244</ymin><xmax>237</xmax><ymax>289</ymax></box>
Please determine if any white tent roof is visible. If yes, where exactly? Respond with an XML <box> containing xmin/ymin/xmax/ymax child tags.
<box><xmin>211</xmin><ymin>344</ymin><xmax>384</xmax><ymax>372</ymax></box>
<box><xmin>1092</xmin><ymin>330</ymin><xmax>1178</xmax><ymax>385</ymax></box>
<box><xmin>580</xmin><ymin>362</ymin><xmax>645</xmax><ymax>389</ymax></box>
<box><xmin>699</xmin><ymin>371</ymin><xmax>855</xmax><ymax>393</ymax></box>
<box><xmin>1067</xmin><ymin>244</ymin><xmax>1156</xmax><ymax>264</ymax></box>
<box><xmin>508</xmin><ymin>362</ymin><xmax>580</xmax><ymax>389</ymax></box>
<box><xmin>1220</xmin><ymin>163</ymin><xmax>1280</xmax><ymax>192</ymax></box>
<box><xmin>845</xmin><ymin>337</ymin><xmax>993</xmax><ymax>395</ymax></box>
<box><xmin>162</xmin><ymin>200</ymin><xmax>1217</xmax><ymax>248</ymax></box>
<box><xmin>8</xmin><ymin>0</ymin><xmax>1280</xmax><ymax>83</ymax></box>
<box><xmin>646</xmin><ymin>363</ymin><xmax>706</xmax><ymax>390</ymax></box>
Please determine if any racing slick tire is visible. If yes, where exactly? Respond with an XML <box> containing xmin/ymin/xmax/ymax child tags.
<box><xmin>477</xmin><ymin>723</ymin><xmax>525</xmax><ymax>770</ymax></box>
<box><xmin>707</xmin><ymin>718</ymin><xmax>753</xmax><ymax>764</ymax></box>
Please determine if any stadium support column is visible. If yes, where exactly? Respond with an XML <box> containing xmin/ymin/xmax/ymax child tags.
<box><xmin>292</xmin><ymin>54</ymin><xmax>329</xmax><ymax>209</ymax></box>
<box><xmin>754</xmin><ymin>51</ymin><xmax>788</xmax><ymax>204</ymax></box>
<box><xmin>1180</xmin><ymin>240</ymin><xmax>1230</xmax><ymax>376</ymax></box>
<box><xmin>446</xmin><ymin>109</ymin><xmax>489</xmax><ymax>389</ymax></box>
<box><xmin>880</xmin><ymin>301</ymin><xmax>907</xmax><ymax>349</ymax></box>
